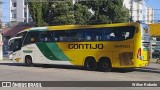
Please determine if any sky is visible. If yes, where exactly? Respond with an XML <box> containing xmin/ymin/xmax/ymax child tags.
<box><xmin>146</xmin><ymin>0</ymin><xmax>160</xmax><ymax>22</ymax></box>
<box><xmin>2</xmin><ymin>0</ymin><xmax>10</xmax><ymax>23</ymax></box>
<box><xmin>1</xmin><ymin>0</ymin><xmax>160</xmax><ymax>23</ymax></box>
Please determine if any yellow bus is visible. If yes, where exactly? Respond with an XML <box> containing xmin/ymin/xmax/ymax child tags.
<box><xmin>9</xmin><ymin>22</ymin><xmax>150</xmax><ymax>71</ymax></box>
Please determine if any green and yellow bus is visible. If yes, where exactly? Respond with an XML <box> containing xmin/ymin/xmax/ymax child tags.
<box><xmin>9</xmin><ymin>22</ymin><xmax>150</xmax><ymax>71</ymax></box>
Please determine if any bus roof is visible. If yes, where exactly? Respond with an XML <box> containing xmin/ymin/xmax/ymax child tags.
<box><xmin>25</xmin><ymin>27</ymin><xmax>47</xmax><ymax>31</ymax></box>
<box><xmin>47</xmin><ymin>22</ymin><xmax>140</xmax><ymax>30</ymax></box>
<box><xmin>21</xmin><ymin>22</ymin><xmax>140</xmax><ymax>33</ymax></box>
<box><xmin>17</xmin><ymin>27</ymin><xmax>47</xmax><ymax>34</ymax></box>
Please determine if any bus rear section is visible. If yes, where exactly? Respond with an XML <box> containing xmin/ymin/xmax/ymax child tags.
<box><xmin>135</xmin><ymin>23</ymin><xmax>150</xmax><ymax>67</ymax></box>
<box><xmin>109</xmin><ymin>23</ymin><xmax>150</xmax><ymax>68</ymax></box>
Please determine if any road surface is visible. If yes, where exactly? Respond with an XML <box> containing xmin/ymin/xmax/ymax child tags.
<box><xmin>0</xmin><ymin>61</ymin><xmax>160</xmax><ymax>90</ymax></box>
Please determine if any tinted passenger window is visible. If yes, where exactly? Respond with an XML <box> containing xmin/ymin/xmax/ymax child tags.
<box><xmin>39</xmin><ymin>31</ymin><xmax>54</xmax><ymax>42</ymax></box>
<box><xmin>54</xmin><ymin>31</ymin><xmax>68</xmax><ymax>42</ymax></box>
<box><xmin>68</xmin><ymin>30</ymin><xmax>83</xmax><ymax>42</ymax></box>
<box><xmin>24</xmin><ymin>32</ymin><xmax>38</xmax><ymax>45</ymax></box>
<box><xmin>83</xmin><ymin>28</ymin><xmax>104</xmax><ymax>41</ymax></box>
<box><xmin>106</xmin><ymin>26</ymin><xmax>135</xmax><ymax>41</ymax></box>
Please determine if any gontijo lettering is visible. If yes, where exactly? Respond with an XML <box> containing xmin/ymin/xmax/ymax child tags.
<box><xmin>68</xmin><ymin>44</ymin><xmax>103</xmax><ymax>49</ymax></box>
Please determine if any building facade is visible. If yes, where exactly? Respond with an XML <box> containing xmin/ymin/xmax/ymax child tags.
<box><xmin>9</xmin><ymin>0</ymin><xmax>30</xmax><ymax>23</ymax></box>
<box><xmin>123</xmin><ymin>0</ymin><xmax>146</xmax><ymax>23</ymax></box>
<box><xmin>123</xmin><ymin>0</ymin><xmax>154</xmax><ymax>24</ymax></box>
<box><xmin>145</xmin><ymin>7</ymin><xmax>154</xmax><ymax>24</ymax></box>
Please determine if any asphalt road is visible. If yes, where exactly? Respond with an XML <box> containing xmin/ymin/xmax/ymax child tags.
<box><xmin>0</xmin><ymin>60</ymin><xmax>160</xmax><ymax>90</ymax></box>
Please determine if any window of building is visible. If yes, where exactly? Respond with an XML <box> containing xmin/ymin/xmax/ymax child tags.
<box><xmin>12</xmin><ymin>14</ymin><xmax>16</xmax><ymax>19</ymax></box>
<box><xmin>24</xmin><ymin>1</ymin><xmax>28</xmax><ymax>5</ymax></box>
<box><xmin>12</xmin><ymin>2</ymin><xmax>16</xmax><ymax>7</ymax></box>
<box><xmin>24</xmin><ymin>12</ymin><xmax>27</xmax><ymax>17</ymax></box>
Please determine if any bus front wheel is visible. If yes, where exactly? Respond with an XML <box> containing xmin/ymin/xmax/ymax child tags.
<box><xmin>25</xmin><ymin>56</ymin><xmax>33</xmax><ymax>66</ymax></box>
<box><xmin>98</xmin><ymin>59</ymin><xmax>112</xmax><ymax>72</ymax></box>
<box><xmin>84</xmin><ymin>58</ymin><xmax>97</xmax><ymax>71</ymax></box>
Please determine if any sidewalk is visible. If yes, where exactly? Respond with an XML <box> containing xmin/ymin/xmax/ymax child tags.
<box><xmin>150</xmin><ymin>59</ymin><xmax>157</xmax><ymax>63</ymax></box>
<box><xmin>0</xmin><ymin>57</ymin><xmax>13</xmax><ymax>63</ymax></box>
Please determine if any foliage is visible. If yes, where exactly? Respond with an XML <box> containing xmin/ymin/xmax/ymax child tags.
<box><xmin>74</xmin><ymin>4</ymin><xmax>92</xmax><ymax>25</ymax></box>
<box><xmin>28</xmin><ymin>0</ymin><xmax>44</xmax><ymax>26</ymax></box>
<box><xmin>81</xmin><ymin>0</ymin><xmax>130</xmax><ymax>24</ymax></box>
<box><xmin>28</xmin><ymin>0</ymin><xmax>130</xmax><ymax>26</ymax></box>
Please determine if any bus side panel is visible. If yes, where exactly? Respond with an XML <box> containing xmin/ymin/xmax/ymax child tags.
<box><xmin>21</xmin><ymin>44</ymin><xmax>36</xmax><ymax>63</ymax></box>
<box><xmin>12</xmin><ymin>50</ymin><xmax>23</xmax><ymax>63</ymax></box>
<box><xmin>57</xmin><ymin>41</ymin><xmax>134</xmax><ymax>67</ymax></box>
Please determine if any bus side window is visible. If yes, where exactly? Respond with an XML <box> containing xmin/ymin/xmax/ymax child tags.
<box><xmin>54</xmin><ymin>31</ymin><xmax>67</xmax><ymax>42</ymax></box>
<box><xmin>30</xmin><ymin>37</ymin><xmax>35</xmax><ymax>43</ymax></box>
<box><xmin>86</xmin><ymin>36</ymin><xmax>91</xmax><ymax>41</ymax></box>
<box><xmin>95</xmin><ymin>36</ymin><xmax>100</xmax><ymax>41</ymax></box>
<box><xmin>54</xmin><ymin>37</ymin><xmax>58</xmax><ymax>41</ymax></box>
<box><xmin>114</xmin><ymin>31</ymin><xmax>125</xmax><ymax>40</ymax></box>
<box><xmin>125</xmin><ymin>32</ymin><xmax>130</xmax><ymax>39</ymax></box>
<box><xmin>24</xmin><ymin>32</ymin><xmax>38</xmax><ymax>45</ymax></box>
<box><xmin>105</xmin><ymin>35</ymin><xmax>110</xmax><ymax>40</ymax></box>
<box><xmin>109</xmin><ymin>33</ymin><xmax>115</xmax><ymax>40</ymax></box>
<box><xmin>39</xmin><ymin>31</ymin><xmax>55</xmax><ymax>42</ymax></box>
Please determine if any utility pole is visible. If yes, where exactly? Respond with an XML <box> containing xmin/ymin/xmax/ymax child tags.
<box><xmin>130</xmin><ymin>0</ymin><xmax>133</xmax><ymax>22</ymax></box>
<box><xmin>0</xmin><ymin>0</ymin><xmax>3</xmax><ymax>61</ymax></box>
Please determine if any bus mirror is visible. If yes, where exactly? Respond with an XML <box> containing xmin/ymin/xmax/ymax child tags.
<box><xmin>8</xmin><ymin>37</ymin><xmax>22</xmax><ymax>45</ymax></box>
<box><xmin>8</xmin><ymin>39</ymin><xmax>14</xmax><ymax>45</ymax></box>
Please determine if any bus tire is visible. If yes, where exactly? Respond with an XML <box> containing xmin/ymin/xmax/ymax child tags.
<box><xmin>25</xmin><ymin>56</ymin><xmax>33</xmax><ymax>66</ymax></box>
<box><xmin>98</xmin><ymin>59</ymin><xmax>112</xmax><ymax>72</ymax></box>
<box><xmin>84</xmin><ymin>57</ymin><xmax>97</xmax><ymax>71</ymax></box>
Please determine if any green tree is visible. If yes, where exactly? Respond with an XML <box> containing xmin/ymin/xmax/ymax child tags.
<box><xmin>28</xmin><ymin>0</ymin><xmax>91</xmax><ymax>26</ymax></box>
<box><xmin>28</xmin><ymin>0</ymin><xmax>129</xmax><ymax>26</ymax></box>
<box><xmin>74</xmin><ymin>4</ymin><xmax>92</xmax><ymax>25</ymax></box>
<box><xmin>81</xmin><ymin>0</ymin><xmax>130</xmax><ymax>24</ymax></box>
<box><xmin>28</xmin><ymin>0</ymin><xmax>45</xmax><ymax>26</ymax></box>
<box><xmin>41</xmin><ymin>0</ymin><xmax>75</xmax><ymax>25</ymax></box>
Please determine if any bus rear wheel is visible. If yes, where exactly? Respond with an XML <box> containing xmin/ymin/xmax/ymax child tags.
<box><xmin>25</xmin><ymin>56</ymin><xmax>33</xmax><ymax>66</ymax></box>
<box><xmin>98</xmin><ymin>60</ymin><xmax>112</xmax><ymax>72</ymax></box>
<box><xmin>84</xmin><ymin>58</ymin><xmax>97</xmax><ymax>71</ymax></box>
